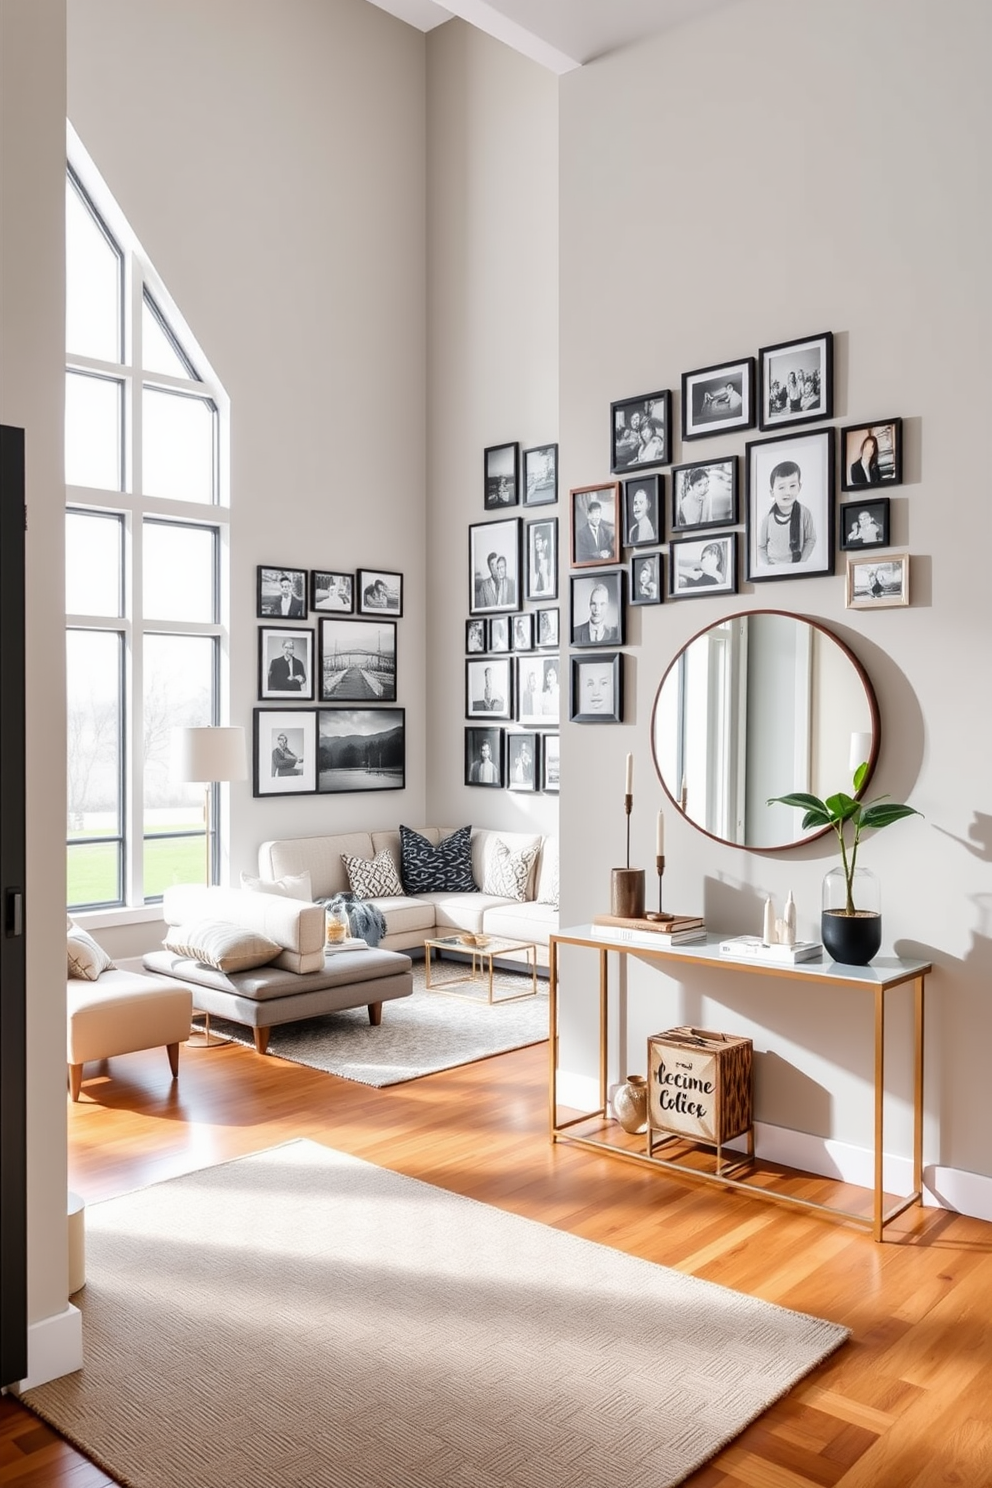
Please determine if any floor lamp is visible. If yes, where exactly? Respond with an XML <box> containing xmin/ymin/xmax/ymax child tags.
<box><xmin>172</xmin><ymin>725</ymin><xmax>247</xmax><ymax>1048</ymax></box>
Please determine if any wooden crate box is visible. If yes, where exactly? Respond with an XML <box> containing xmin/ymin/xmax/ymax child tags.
<box><xmin>647</xmin><ymin>1027</ymin><xmax>752</xmax><ymax>1147</ymax></box>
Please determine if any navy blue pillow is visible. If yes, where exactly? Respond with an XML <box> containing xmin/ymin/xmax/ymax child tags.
<box><xmin>399</xmin><ymin>825</ymin><xmax>477</xmax><ymax>894</ymax></box>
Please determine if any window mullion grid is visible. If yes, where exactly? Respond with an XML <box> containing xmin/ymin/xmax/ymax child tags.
<box><xmin>124</xmin><ymin>510</ymin><xmax>142</xmax><ymax>908</ymax></box>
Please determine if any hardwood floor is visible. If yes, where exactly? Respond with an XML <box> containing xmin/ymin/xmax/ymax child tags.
<box><xmin>7</xmin><ymin>1035</ymin><xmax>992</xmax><ymax>1486</ymax></box>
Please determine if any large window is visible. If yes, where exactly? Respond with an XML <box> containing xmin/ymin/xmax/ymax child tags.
<box><xmin>66</xmin><ymin>134</ymin><xmax>229</xmax><ymax>911</ymax></box>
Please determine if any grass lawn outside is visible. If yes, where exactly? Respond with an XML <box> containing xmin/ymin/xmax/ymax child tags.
<box><xmin>68</xmin><ymin>824</ymin><xmax>206</xmax><ymax>907</ymax></box>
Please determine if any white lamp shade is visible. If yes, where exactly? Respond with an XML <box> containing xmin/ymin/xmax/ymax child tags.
<box><xmin>172</xmin><ymin>726</ymin><xmax>247</xmax><ymax>784</ymax></box>
<box><xmin>849</xmin><ymin>731</ymin><xmax>873</xmax><ymax>773</ymax></box>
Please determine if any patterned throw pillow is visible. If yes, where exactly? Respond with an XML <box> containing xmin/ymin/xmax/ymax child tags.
<box><xmin>163</xmin><ymin>920</ymin><xmax>281</xmax><ymax>973</ymax></box>
<box><xmin>399</xmin><ymin>825</ymin><xmax>477</xmax><ymax>894</ymax></box>
<box><xmin>67</xmin><ymin>922</ymin><xmax>115</xmax><ymax>981</ymax></box>
<box><xmin>341</xmin><ymin>848</ymin><xmax>404</xmax><ymax>899</ymax></box>
<box><xmin>483</xmin><ymin>839</ymin><xmax>540</xmax><ymax>903</ymax></box>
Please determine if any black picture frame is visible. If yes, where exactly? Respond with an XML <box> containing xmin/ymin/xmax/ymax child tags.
<box><xmin>258</xmin><ymin>626</ymin><xmax>315</xmax><ymax>701</ymax></box>
<box><xmin>840</xmin><ymin>418</ymin><xmax>903</xmax><ymax>491</ymax></box>
<box><xmin>484</xmin><ymin>441</ymin><xmax>519</xmax><ymax>509</ymax></box>
<box><xmin>469</xmin><ymin>517</ymin><xmax>522</xmax><ymax>614</ymax></box>
<box><xmin>570</xmin><ymin>651</ymin><xmax>623</xmax><ymax>724</ymax></box>
<box><xmin>610</xmin><ymin>389</ymin><xmax>672</xmax><ymax>473</ymax></box>
<box><xmin>318</xmin><ymin>617</ymin><xmax>397</xmax><ymax>703</ymax></box>
<box><xmin>466</xmin><ymin>617</ymin><xmax>487</xmax><ymax>654</ymax></box>
<box><xmin>542</xmin><ymin>733</ymin><xmax>560</xmax><ymax>793</ymax></box>
<box><xmin>681</xmin><ymin>356</ymin><xmax>755</xmax><ymax>441</ymax></box>
<box><xmin>517</xmin><ymin>654</ymin><xmax>559</xmax><ymax>726</ymax></box>
<box><xmin>525</xmin><ymin>516</ymin><xmax>558</xmax><ymax>601</ymax></box>
<box><xmin>257</xmin><ymin>566</ymin><xmax>307</xmax><ymax>619</ymax></box>
<box><xmin>621</xmin><ymin>474</ymin><xmax>662</xmax><ymax>548</ymax></box>
<box><xmin>253</xmin><ymin>708</ymin><xmax>317</xmax><ymax>796</ymax></box>
<box><xmin>511</xmin><ymin>612</ymin><xmax>534</xmax><ymax>652</ymax></box>
<box><xmin>523</xmin><ymin>443</ymin><xmax>558</xmax><ymax>507</ymax></box>
<box><xmin>506</xmin><ymin>733</ymin><xmax>539</xmax><ymax>793</ymax></box>
<box><xmin>668</xmin><ymin>534</ymin><xmax>738</xmax><ymax>601</ymax></box>
<box><xmin>570</xmin><ymin>569</ymin><xmax>625</xmax><ymax>648</ymax></box>
<box><xmin>745</xmin><ymin>429</ymin><xmax>835</xmax><ymax>582</ymax></box>
<box><xmin>670</xmin><ymin>456</ymin><xmax>738</xmax><ymax>534</ymax></box>
<box><xmin>356</xmin><ymin>568</ymin><xmax>403</xmax><ymax>617</ymax></box>
<box><xmin>758</xmin><ymin>331</ymin><xmax>833</xmax><ymax>432</ymax></box>
<box><xmin>316</xmin><ymin>707</ymin><xmax>406</xmax><ymax>793</ymax></box>
<box><xmin>629</xmin><ymin>551</ymin><xmax>663</xmax><ymax>606</ymax></box>
<box><xmin>535</xmin><ymin>607</ymin><xmax>559</xmax><ymax>648</ymax></box>
<box><xmin>310</xmin><ymin>570</ymin><xmax>354</xmax><ymax>614</ymax></box>
<box><xmin>465</xmin><ymin>657</ymin><xmax>513</xmax><ymax>720</ymax></box>
<box><xmin>570</xmin><ymin>482</ymin><xmax>621</xmax><ymax>567</ymax></box>
<box><xmin>839</xmin><ymin>497</ymin><xmax>890</xmax><ymax>551</ymax></box>
<box><xmin>488</xmin><ymin>615</ymin><xmax>510</xmax><ymax>653</ymax></box>
<box><xmin>465</xmin><ymin>725</ymin><xmax>504</xmax><ymax>788</ymax></box>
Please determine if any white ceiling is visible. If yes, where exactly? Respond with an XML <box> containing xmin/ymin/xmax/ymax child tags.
<box><xmin>364</xmin><ymin>0</ymin><xmax>742</xmax><ymax>74</ymax></box>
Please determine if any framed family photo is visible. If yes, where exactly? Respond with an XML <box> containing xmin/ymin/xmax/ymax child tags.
<box><xmin>542</xmin><ymin>733</ymin><xmax>560</xmax><ymax>792</ymax></box>
<box><xmin>253</xmin><ymin>709</ymin><xmax>317</xmax><ymax>797</ymax></box>
<box><xmin>525</xmin><ymin>516</ymin><xmax>558</xmax><ymax>601</ymax></box>
<box><xmin>465</xmin><ymin>657</ymin><xmax>513</xmax><ymax>720</ymax></box>
<box><xmin>630</xmin><ymin>551</ymin><xmax>662</xmax><ymax>606</ymax></box>
<box><xmin>840</xmin><ymin>418</ymin><xmax>903</xmax><ymax>490</ymax></box>
<box><xmin>259</xmin><ymin>627</ymin><xmax>314</xmax><ymax>701</ymax></box>
<box><xmin>318</xmin><ymin>617</ymin><xmax>397</xmax><ymax>703</ymax></box>
<box><xmin>316</xmin><ymin>708</ymin><xmax>405</xmax><ymax>793</ymax></box>
<box><xmin>840</xmin><ymin>497</ymin><xmax>890</xmax><ymax>551</ymax></box>
<box><xmin>845</xmin><ymin>554</ymin><xmax>910</xmax><ymax>609</ymax></box>
<box><xmin>465</xmin><ymin>725</ymin><xmax>504</xmax><ymax>788</ymax></box>
<box><xmin>506</xmin><ymin>733</ymin><xmax>539</xmax><ymax>793</ymax></box>
<box><xmin>535</xmin><ymin>607</ymin><xmax>559</xmax><ymax>648</ymax></box>
<box><xmin>523</xmin><ymin>443</ymin><xmax>558</xmax><ymax>507</ymax></box>
<box><xmin>570</xmin><ymin>570</ymin><xmax>625</xmax><ymax>648</ymax></box>
<box><xmin>357</xmin><ymin>568</ymin><xmax>402</xmax><ymax>617</ymax></box>
<box><xmin>466</xmin><ymin>617</ymin><xmax>487</xmax><ymax>653</ymax></box>
<box><xmin>758</xmin><ymin>330</ymin><xmax>833</xmax><ymax>431</ymax></box>
<box><xmin>570</xmin><ymin>482</ymin><xmax>621</xmax><ymax>567</ymax></box>
<box><xmin>671</xmin><ymin>457</ymin><xmax>737</xmax><ymax>534</ymax></box>
<box><xmin>488</xmin><ymin>615</ymin><xmax>510</xmax><ymax>653</ymax></box>
<box><xmin>611</xmin><ymin>390</ymin><xmax>672</xmax><ymax>473</ymax></box>
<box><xmin>517</xmin><ymin>654</ymin><xmax>560</xmax><ymax>726</ymax></box>
<box><xmin>484</xmin><ymin>442</ymin><xmax>519</xmax><ymax>509</ymax></box>
<box><xmin>257</xmin><ymin>566</ymin><xmax>307</xmax><ymax>619</ymax></box>
<box><xmin>469</xmin><ymin>518</ymin><xmax>521</xmax><ymax>614</ymax></box>
<box><xmin>681</xmin><ymin>356</ymin><xmax>755</xmax><ymax>441</ymax></box>
<box><xmin>669</xmin><ymin>534</ymin><xmax>738</xmax><ymax>601</ymax></box>
<box><xmin>570</xmin><ymin>652</ymin><xmax>623</xmax><ymax>724</ymax></box>
<box><xmin>622</xmin><ymin>474</ymin><xmax>661</xmax><ymax>547</ymax></box>
<box><xmin>745</xmin><ymin>429</ymin><xmax>834</xmax><ymax>582</ymax></box>
<box><xmin>511</xmin><ymin>612</ymin><xmax>534</xmax><ymax>652</ymax></box>
<box><xmin>310</xmin><ymin>570</ymin><xmax>353</xmax><ymax>613</ymax></box>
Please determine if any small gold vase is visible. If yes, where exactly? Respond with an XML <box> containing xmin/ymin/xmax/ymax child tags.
<box><xmin>613</xmin><ymin>1074</ymin><xmax>648</xmax><ymax>1134</ymax></box>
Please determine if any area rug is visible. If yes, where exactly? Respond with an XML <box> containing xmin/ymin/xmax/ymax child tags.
<box><xmin>210</xmin><ymin>960</ymin><xmax>548</xmax><ymax>1086</ymax></box>
<box><xmin>24</xmin><ymin>1141</ymin><xmax>849</xmax><ymax>1488</ymax></box>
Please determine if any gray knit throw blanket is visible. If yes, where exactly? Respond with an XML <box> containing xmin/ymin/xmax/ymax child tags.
<box><xmin>315</xmin><ymin>892</ymin><xmax>387</xmax><ymax>948</ymax></box>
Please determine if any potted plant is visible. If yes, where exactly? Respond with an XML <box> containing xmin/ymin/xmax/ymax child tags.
<box><xmin>768</xmin><ymin>762</ymin><xmax>922</xmax><ymax>965</ymax></box>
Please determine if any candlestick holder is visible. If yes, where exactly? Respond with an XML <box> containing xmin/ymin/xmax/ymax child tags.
<box><xmin>624</xmin><ymin>792</ymin><xmax>632</xmax><ymax>867</ymax></box>
<box><xmin>644</xmin><ymin>855</ymin><xmax>675</xmax><ymax>923</ymax></box>
<box><xmin>611</xmin><ymin>792</ymin><xmax>644</xmax><ymax>917</ymax></box>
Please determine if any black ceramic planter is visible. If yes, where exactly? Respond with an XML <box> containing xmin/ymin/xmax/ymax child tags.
<box><xmin>821</xmin><ymin>909</ymin><xmax>882</xmax><ymax>966</ymax></box>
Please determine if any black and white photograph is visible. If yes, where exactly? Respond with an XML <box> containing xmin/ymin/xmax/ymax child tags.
<box><xmin>488</xmin><ymin>615</ymin><xmax>510</xmax><ymax>653</ymax></box>
<box><xmin>317</xmin><ymin>708</ymin><xmax>405</xmax><ymax>793</ymax></box>
<box><xmin>630</xmin><ymin>551</ymin><xmax>662</xmax><ymax>606</ymax></box>
<box><xmin>506</xmin><ymin>733</ymin><xmax>539</xmax><ymax>793</ymax></box>
<box><xmin>570</xmin><ymin>570</ymin><xmax>625</xmax><ymax>648</ymax></box>
<box><xmin>542</xmin><ymin>733</ymin><xmax>560</xmax><ymax>792</ymax></box>
<box><xmin>758</xmin><ymin>331</ymin><xmax>833</xmax><ymax>431</ymax></box>
<box><xmin>259</xmin><ymin>627</ymin><xmax>315</xmax><ymax>700</ymax></box>
<box><xmin>846</xmin><ymin>554</ymin><xmax>910</xmax><ymax>610</ymax></box>
<box><xmin>840</xmin><ymin>418</ymin><xmax>903</xmax><ymax>490</ymax></box>
<box><xmin>840</xmin><ymin>497</ymin><xmax>890</xmax><ymax>551</ymax></box>
<box><xmin>525</xmin><ymin>516</ymin><xmax>558</xmax><ymax>600</ymax></box>
<box><xmin>253</xmin><ymin>708</ymin><xmax>316</xmax><ymax>797</ymax></box>
<box><xmin>671</xmin><ymin>457</ymin><xmax>738</xmax><ymax>533</ymax></box>
<box><xmin>570</xmin><ymin>652</ymin><xmax>623</xmax><ymax>724</ymax></box>
<box><xmin>484</xmin><ymin>441</ymin><xmax>519</xmax><ymax>509</ymax></box>
<box><xmin>745</xmin><ymin>429</ymin><xmax>834</xmax><ymax>582</ymax></box>
<box><xmin>536</xmin><ymin>607</ymin><xmax>559</xmax><ymax>648</ymax></box>
<box><xmin>466</xmin><ymin>617</ymin><xmax>487</xmax><ymax>653</ymax></box>
<box><xmin>469</xmin><ymin>517</ymin><xmax>522</xmax><ymax>614</ymax></box>
<box><xmin>464</xmin><ymin>725</ymin><xmax>503</xmax><ymax>787</ymax></box>
<box><xmin>357</xmin><ymin>568</ymin><xmax>403</xmax><ymax>617</ymax></box>
<box><xmin>465</xmin><ymin>657</ymin><xmax>513</xmax><ymax>720</ymax></box>
<box><xmin>310</xmin><ymin>570</ymin><xmax>354</xmax><ymax>613</ymax></box>
<box><xmin>669</xmin><ymin>534</ymin><xmax>738</xmax><ymax>600</ymax></box>
<box><xmin>622</xmin><ymin>474</ymin><xmax>661</xmax><ymax>547</ymax></box>
<box><xmin>681</xmin><ymin>357</ymin><xmax>755</xmax><ymax>441</ymax></box>
<box><xmin>611</xmin><ymin>390</ymin><xmax>672</xmax><ymax>473</ymax></box>
<box><xmin>257</xmin><ymin>566</ymin><xmax>307</xmax><ymax>619</ymax></box>
<box><xmin>511</xmin><ymin>612</ymin><xmax>534</xmax><ymax>652</ymax></box>
<box><xmin>523</xmin><ymin>443</ymin><xmax>558</xmax><ymax>507</ymax></box>
<box><xmin>517</xmin><ymin>654</ymin><xmax>560</xmax><ymax>725</ymax></box>
<box><xmin>318</xmin><ymin>617</ymin><xmax>397</xmax><ymax>703</ymax></box>
<box><xmin>570</xmin><ymin>482</ymin><xmax>621</xmax><ymax>567</ymax></box>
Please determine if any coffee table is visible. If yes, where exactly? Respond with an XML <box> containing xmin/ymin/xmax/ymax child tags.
<box><xmin>423</xmin><ymin>934</ymin><xmax>538</xmax><ymax>1003</ymax></box>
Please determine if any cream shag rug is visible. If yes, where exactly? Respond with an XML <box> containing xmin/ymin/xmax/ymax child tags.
<box><xmin>25</xmin><ymin>1142</ymin><xmax>849</xmax><ymax>1488</ymax></box>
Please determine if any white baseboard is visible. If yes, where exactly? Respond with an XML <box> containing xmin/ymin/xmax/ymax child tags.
<box><xmin>11</xmin><ymin>1304</ymin><xmax>83</xmax><ymax>1391</ymax></box>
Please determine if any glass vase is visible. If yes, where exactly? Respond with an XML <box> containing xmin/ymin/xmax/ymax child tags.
<box><xmin>325</xmin><ymin>903</ymin><xmax>351</xmax><ymax>945</ymax></box>
<box><xmin>821</xmin><ymin>866</ymin><xmax>881</xmax><ymax>965</ymax></box>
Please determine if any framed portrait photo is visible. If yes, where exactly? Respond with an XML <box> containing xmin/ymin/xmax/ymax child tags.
<box><xmin>570</xmin><ymin>651</ymin><xmax>623</xmax><ymax>724</ymax></box>
<box><xmin>570</xmin><ymin>482</ymin><xmax>621</xmax><ymax>567</ymax></box>
<box><xmin>310</xmin><ymin>570</ymin><xmax>353</xmax><ymax>614</ymax></box>
<box><xmin>758</xmin><ymin>331</ymin><xmax>833</xmax><ymax>431</ymax></box>
<box><xmin>484</xmin><ymin>441</ymin><xmax>519</xmax><ymax>509</ymax></box>
<box><xmin>466</xmin><ymin>617</ymin><xmax>487</xmax><ymax>654</ymax></box>
<box><xmin>535</xmin><ymin>607</ymin><xmax>559</xmax><ymax>648</ymax></box>
<box><xmin>670</xmin><ymin>456</ymin><xmax>738</xmax><ymax>534</ymax></box>
<box><xmin>840</xmin><ymin>418</ymin><xmax>903</xmax><ymax>491</ymax></box>
<box><xmin>465</xmin><ymin>657</ymin><xmax>513</xmax><ymax>720</ymax></box>
<box><xmin>257</xmin><ymin>566</ymin><xmax>307</xmax><ymax>620</ymax></box>
<box><xmin>681</xmin><ymin>356</ymin><xmax>755</xmax><ymax>441</ymax></box>
<box><xmin>506</xmin><ymin>732</ymin><xmax>539</xmax><ymax>793</ymax></box>
<box><xmin>840</xmin><ymin>497</ymin><xmax>890</xmax><ymax>551</ymax></box>
<box><xmin>469</xmin><ymin>517</ymin><xmax>522</xmax><ymax>615</ymax></box>
<box><xmin>464</xmin><ymin>725</ymin><xmax>504</xmax><ymax>788</ymax></box>
<box><xmin>318</xmin><ymin>617</ymin><xmax>396</xmax><ymax>703</ymax></box>
<box><xmin>541</xmin><ymin>733</ymin><xmax>560</xmax><ymax>793</ymax></box>
<box><xmin>259</xmin><ymin>626</ymin><xmax>315</xmax><ymax>701</ymax></box>
<box><xmin>630</xmin><ymin>551</ymin><xmax>663</xmax><ymax>606</ymax></box>
<box><xmin>525</xmin><ymin>516</ymin><xmax>558</xmax><ymax>601</ymax></box>
<box><xmin>669</xmin><ymin>534</ymin><xmax>738</xmax><ymax>601</ymax></box>
<box><xmin>357</xmin><ymin>568</ymin><xmax>403</xmax><ymax>617</ymax></box>
<box><xmin>745</xmin><ymin>429</ymin><xmax>834</xmax><ymax>583</ymax></box>
<box><xmin>488</xmin><ymin>615</ymin><xmax>510</xmax><ymax>653</ymax></box>
<box><xmin>611</xmin><ymin>389</ymin><xmax>672</xmax><ymax>473</ymax></box>
<box><xmin>570</xmin><ymin>569</ymin><xmax>625</xmax><ymax>648</ymax></box>
<box><xmin>253</xmin><ymin>708</ymin><xmax>317</xmax><ymax>797</ymax></box>
<box><xmin>523</xmin><ymin>442</ymin><xmax>558</xmax><ymax>507</ymax></box>
<box><xmin>317</xmin><ymin>707</ymin><xmax>405</xmax><ymax>793</ymax></box>
<box><xmin>517</xmin><ymin>654</ymin><xmax>560</xmax><ymax>726</ymax></box>
<box><xmin>845</xmin><ymin>554</ymin><xmax>910</xmax><ymax>610</ymax></box>
<box><xmin>511</xmin><ymin>612</ymin><xmax>534</xmax><ymax>652</ymax></box>
<box><xmin>622</xmin><ymin>474</ymin><xmax>661</xmax><ymax>548</ymax></box>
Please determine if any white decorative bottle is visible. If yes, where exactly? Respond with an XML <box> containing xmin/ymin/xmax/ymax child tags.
<box><xmin>782</xmin><ymin>891</ymin><xmax>797</xmax><ymax>947</ymax></box>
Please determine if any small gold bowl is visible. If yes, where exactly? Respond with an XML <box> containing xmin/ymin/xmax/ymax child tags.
<box><xmin>460</xmin><ymin>932</ymin><xmax>490</xmax><ymax>948</ymax></box>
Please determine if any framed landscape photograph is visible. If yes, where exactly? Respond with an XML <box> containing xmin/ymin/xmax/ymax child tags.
<box><xmin>511</xmin><ymin>612</ymin><xmax>534</xmax><ymax>652</ymax></box>
<box><xmin>525</xmin><ymin>516</ymin><xmax>558</xmax><ymax>601</ymax></box>
<box><xmin>488</xmin><ymin>615</ymin><xmax>510</xmax><ymax>653</ymax></box>
<box><xmin>259</xmin><ymin>626</ymin><xmax>315</xmax><ymax>701</ymax></box>
<box><xmin>846</xmin><ymin>554</ymin><xmax>910</xmax><ymax>610</ymax></box>
<box><xmin>506</xmin><ymin>733</ymin><xmax>539</xmax><ymax>793</ymax></box>
<box><xmin>469</xmin><ymin>517</ymin><xmax>522</xmax><ymax>614</ymax></box>
<box><xmin>570</xmin><ymin>482</ymin><xmax>621</xmax><ymax>567</ymax></box>
<box><xmin>669</xmin><ymin>534</ymin><xmax>738</xmax><ymax>601</ymax></box>
<box><xmin>570</xmin><ymin>652</ymin><xmax>623</xmax><ymax>724</ymax></box>
<box><xmin>517</xmin><ymin>654</ymin><xmax>559</xmax><ymax>726</ymax></box>
<box><xmin>466</xmin><ymin>617</ymin><xmax>487</xmax><ymax>653</ymax></box>
<box><xmin>840</xmin><ymin>497</ymin><xmax>890</xmax><ymax>551</ymax></box>
<box><xmin>310</xmin><ymin>570</ymin><xmax>353</xmax><ymax>613</ymax></box>
<box><xmin>253</xmin><ymin>708</ymin><xmax>317</xmax><ymax>797</ymax></box>
<box><xmin>464</xmin><ymin>725</ymin><xmax>504</xmax><ymax>788</ymax></box>
<box><xmin>570</xmin><ymin>569</ymin><xmax>625</xmax><ymax>648</ymax></box>
<box><xmin>840</xmin><ymin>418</ymin><xmax>903</xmax><ymax>490</ymax></box>
<box><xmin>622</xmin><ymin>474</ymin><xmax>661</xmax><ymax>547</ymax></box>
<box><xmin>542</xmin><ymin>733</ymin><xmax>560</xmax><ymax>793</ymax></box>
<box><xmin>357</xmin><ymin>568</ymin><xmax>403</xmax><ymax>617</ymax></box>
<box><xmin>523</xmin><ymin>443</ymin><xmax>558</xmax><ymax>507</ymax></box>
<box><xmin>257</xmin><ymin>566</ymin><xmax>307</xmax><ymax>619</ymax></box>
<box><xmin>745</xmin><ymin>429</ymin><xmax>834</xmax><ymax>582</ymax></box>
<box><xmin>630</xmin><ymin>551</ymin><xmax>662</xmax><ymax>606</ymax></box>
<box><xmin>465</xmin><ymin>657</ymin><xmax>512</xmax><ymax>720</ymax></box>
<box><xmin>318</xmin><ymin>617</ymin><xmax>397</xmax><ymax>703</ymax></box>
<box><xmin>484</xmin><ymin>441</ymin><xmax>519</xmax><ymax>509</ymax></box>
<box><xmin>611</xmin><ymin>389</ymin><xmax>672</xmax><ymax>473</ymax></box>
<box><xmin>758</xmin><ymin>330</ymin><xmax>833</xmax><ymax>431</ymax></box>
<box><xmin>535</xmin><ymin>607</ymin><xmax>559</xmax><ymax>648</ymax></box>
<box><xmin>316</xmin><ymin>708</ymin><xmax>405</xmax><ymax>793</ymax></box>
<box><xmin>681</xmin><ymin>356</ymin><xmax>755</xmax><ymax>440</ymax></box>
<box><xmin>671</xmin><ymin>457</ymin><xmax>737</xmax><ymax>534</ymax></box>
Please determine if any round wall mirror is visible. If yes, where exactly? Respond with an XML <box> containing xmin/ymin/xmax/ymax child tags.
<box><xmin>651</xmin><ymin>610</ymin><xmax>879</xmax><ymax>851</ymax></box>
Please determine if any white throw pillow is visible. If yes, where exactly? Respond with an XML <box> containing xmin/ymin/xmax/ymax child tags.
<box><xmin>341</xmin><ymin>849</ymin><xmax>404</xmax><ymax>900</ymax></box>
<box><xmin>483</xmin><ymin>839</ymin><xmax>540</xmax><ymax>903</ymax></box>
<box><xmin>240</xmin><ymin>869</ymin><xmax>313</xmax><ymax>902</ymax></box>
<box><xmin>163</xmin><ymin>920</ymin><xmax>281</xmax><ymax>973</ymax></box>
<box><xmin>537</xmin><ymin>858</ymin><xmax>559</xmax><ymax>911</ymax></box>
<box><xmin>67</xmin><ymin>921</ymin><xmax>115</xmax><ymax>981</ymax></box>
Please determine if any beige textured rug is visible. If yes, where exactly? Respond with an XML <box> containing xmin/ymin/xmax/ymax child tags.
<box><xmin>25</xmin><ymin>1142</ymin><xmax>849</xmax><ymax>1488</ymax></box>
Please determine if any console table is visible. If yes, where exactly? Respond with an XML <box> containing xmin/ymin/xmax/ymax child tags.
<box><xmin>549</xmin><ymin>926</ymin><xmax>932</xmax><ymax>1242</ymax></box>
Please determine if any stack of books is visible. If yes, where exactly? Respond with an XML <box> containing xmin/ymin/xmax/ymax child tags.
<box><xmin>592</xmin><ymin>913</ymin><xmax>706</xmax><ymax>947</ymax></box>
<box><xmin>718</xmin><ymin>935</ymin><xmax>823</xmax><ymax>965</ymax></box>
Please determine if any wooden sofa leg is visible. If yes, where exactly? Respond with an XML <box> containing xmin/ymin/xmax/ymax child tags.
<box><xmin>167</xmin><ymin>1042</ymin><xmax>180</xmax><ymax>1079</ymax></box>
<box><xmin>253</xmin><ymin>1027</ymin><xmax>271</xmax><ymax>1055</ymax></box>
<box><xmin>368</xmin><ymin>1002</ymin><xmax>382</xmax><ymax>1027</ymax></box>
<box><xmin>69</xmin><ymin>1063</ymin><xmax>83</xmax><ymax>1102</ymax></box>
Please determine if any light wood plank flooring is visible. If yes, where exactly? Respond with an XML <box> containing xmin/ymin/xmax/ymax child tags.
<box><xmin>6</xmin><ymin>1034</ymin><xmax>992</xmax><ymax>1486</ymax></box>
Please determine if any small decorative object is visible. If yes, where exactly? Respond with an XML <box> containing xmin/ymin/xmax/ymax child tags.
<box><xmin>610</xmin><ymin>754</ymin><xmax>645</xmax><ymax>918</ymax></box>
<box><xmin>745</xmin><ymin>429</ymin><xmax>834</xmax><ymax>583</ymax></box>
<box><xmin>570</xmin><ymin>651</ymin><xmax>623</xmax><ymax>724</ymax></box>
<box><xmin>768</xmin><ymin>761</ymin><xmax>922</xmax><ymax>966</ymax></box>
<box><xmin>645</xmin><ymin>810</ymin><xmax>666</xmax><ymax>920</ymax></box>
<box><xmin>839</xmin><ymin>497</ymin><xmax>890</xmax><ymax>552</ymax></box>
<box><xmin>681</xmin><ymin>356</ymin><xmax>755</xmax><ymax>441</ymax></box>
<box><xmin>761</xmin><ymin>891</ymin><xmax>797</xmax><ymax>947</ymax></box>
<box><xmin>846</xmin><ymin>553</ymin><xmax>910</xmax><ymax>610</ymax></box>
<box><xmin>610</xmin><ymin>389</ymin><xmax>672</xmax><ymax>474</ymax></box>
<box><xmin>325</xmin><ymin>903</ymin><xmax>350</xmax><ymax>945</ymax></box>
<box><xmin>570</xmin><ymin>482</ymin><xmax>622</xmax><ymax>567</ymax></box>
<box><xmin>647</xmin><ymin>1028</ymin><xmax>753</xmax><ymax>1159</ymax></box>
<box><xmin>612</xmin><ymin>1075</ymin><xmax>648</xmax><ymax>1135</ymax></box>
<box><xmin>757</xmin><ymin>330</ymin><xmax>833</xmax><ymax>432</ymax></box>
<box><xmin>356</xmin><ymin>568</ymin><xmax>403</xmax><ymax>617</ymax></box>
<box><xmin>839</xmin><ymin>418</ymin><xmax>903</xmax><ymax>491</ymax></box>
<box><xmin>669</xmin><ymin>533</ymin><xmax>738</xmax><ymax>600</ymax></box>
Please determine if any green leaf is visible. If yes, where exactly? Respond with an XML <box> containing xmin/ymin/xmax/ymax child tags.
<box><xmin>853</xmin><ymin>761</ymin><xmax>869</xmax><ymax>792</ymax></box>
<box><xmin>767</xmin><ymin>792</ymin><xmax>829</xmax><ymax>821</ymax></box>
<box><xmin>858</xmin><ymin>802</ymin><xmax>922</xmax><ymax>830</ymax></box>
<box><xmin>824</xmin><ymin>792</ymin><xmax>861</xmax><ymax>823</ymax></box>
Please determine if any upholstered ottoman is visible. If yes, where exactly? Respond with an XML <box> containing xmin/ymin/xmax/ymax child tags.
<box><xmin>67</xmin><ymin>969</ymin><xmax>194</xmax><ymax>1101</ymax></box>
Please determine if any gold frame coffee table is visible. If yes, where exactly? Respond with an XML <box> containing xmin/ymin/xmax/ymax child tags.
<box><xmin>423</xmin><ymin>934</ymin><xmax>538</xmax><ymax>1003</ymax></box>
